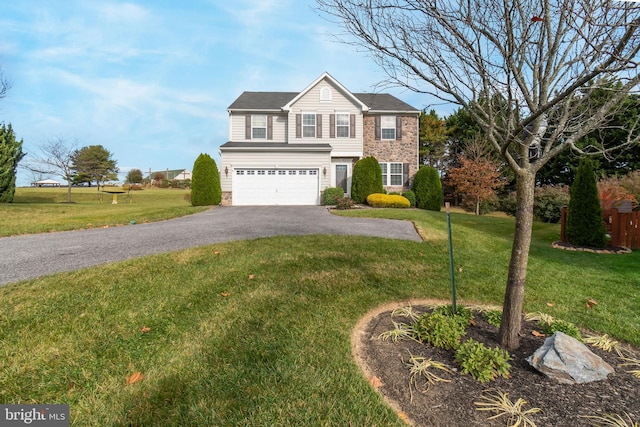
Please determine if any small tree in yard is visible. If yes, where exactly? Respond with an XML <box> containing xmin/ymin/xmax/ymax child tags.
<box><xmin>317</xmin><ymin>0</ymin><xmax>640</xmax><ymax>349</ymax></box>
<box><xmin>412</xmin><ymin>166</ymin><xmax>442</xmax><ymax>211</ymax></box>
<box><xmin>448</xmin><ymin>140</ymin><xmax>506</xmax><ymax>215</ymax></box>
<box><xmin>191</xmin><ymin>153</ymin><xmax>221</xmax><ymax>206</ymax></box>
<box><xmin>566</xmin><ymin>158</ymin><xmax>607</xmax><ymax>248</ymax></box>
<box><xmin>351</xmin><ymin>156</ymin><xmax>383</xmax><ymax>204</ymax></box>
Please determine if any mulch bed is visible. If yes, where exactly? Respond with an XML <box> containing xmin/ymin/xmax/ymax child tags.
<box><xmin>353</xmin><ymin>301</ymin><xmax>640</xmax><ymax>426</ymax></box>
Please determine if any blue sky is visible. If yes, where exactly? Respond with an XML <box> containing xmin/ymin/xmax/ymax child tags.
<box><xmin>1</xmin><ymin>0</ymin><xmax>438</xmax><ymax>186</ymax></box>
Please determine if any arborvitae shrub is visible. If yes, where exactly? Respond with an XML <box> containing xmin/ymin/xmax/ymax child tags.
<box><xmin>412</xmin><ymin>166</ymin><xmax>443</xmax><ymax>211</ymax></box>
<box><xmin>351</xmin><ymin>156</ymin><xmax>383</xmax><ymax>204</ymax></box>
<box><xmin>566</xmin><ymin>158</ymin><xmax>606</xmax><ymax>247</ymax></box>
<box><xmin>402</xmin><ymin>190</ymin><xmax>416</xmax><ymax>207</ymax></box>
<box><xmin>322</xmin><ymin>187</ymin><xmax>344</xmax><ymax>205</ymax></box>
<box><xmin>191</xmin><ymin>153</ymin><xmax>221</xmax><ymax>206</ymax></box>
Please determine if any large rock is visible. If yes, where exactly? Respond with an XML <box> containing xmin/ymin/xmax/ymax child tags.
<box><xmin>526</xmin><ymin>331</ymin><xmax>614</xmax><ymax>384</ymax></box>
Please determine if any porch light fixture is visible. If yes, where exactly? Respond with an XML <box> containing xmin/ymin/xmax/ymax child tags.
<box><xmin>225</xmin><ymin>166</ymin><xmax>229</xmax><ymax>176</ymax></box>
<box><xmin>323</xmin><ymin>167</ymin><xmax>327</xmax><ymax>176</ymax></box>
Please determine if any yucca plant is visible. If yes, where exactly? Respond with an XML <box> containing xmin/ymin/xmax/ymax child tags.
<box><xmin>584</xmin><ymin>334</ymin><xmax>625</xmax><ymax>357</ymax></box>
<box><xmin>378</xmin><ymin>321</ymin><xmax>416</xmax><ymax>343</ymax></box>
<box><xmin>475</xmin><ymin>389</ymin><xmax>541</xmax><ymax>427</ymax></box>
<box><xmin>404</xmin><ymin>354</ymin><xmax>452</xmax><ymax>400</ymax></box>
<box><xmin>581</xmin><ymin>412</ymin><xmax>639</xmax><ymax>427</ymax></box>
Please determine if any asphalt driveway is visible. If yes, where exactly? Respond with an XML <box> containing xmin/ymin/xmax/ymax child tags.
<box><xmin>0</xmin><ymin>206</ymin><xmax>422</xmax><ymax>286</ymax></box>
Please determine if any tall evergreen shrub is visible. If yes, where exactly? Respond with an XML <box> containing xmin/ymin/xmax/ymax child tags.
<box><xmin>566</xmin><ymin>158</ymin><xmax>606</xmax><ymax>247</ymax></box>
<box><xmin>0</xmin><ymin>123</ymin><xmax>25</xmax><ymax>203</ymax></box>
<box><xmin>412</xmin><ymin>166</ymin><xmax>443</xmax><ymax>211</ymax></box>
<box><xmin>351</xmin><ymin>156</ymin><xmax>383</xmax><ymax>204</ymax></box>
<box><xmin>191</xmin><ymin>153</ymin><xmax>221</xmax><ymax>206</ymax></box>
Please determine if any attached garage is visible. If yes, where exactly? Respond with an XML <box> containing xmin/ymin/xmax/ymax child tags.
<box><xmin>219</xmin><ymin>142</ymin><xmax>332</xmax><ymax>206</ymax></box>
<box><xmin>232</xmin><ymin>168</ymin><xmax>319</xmax><ymax>206</ymax></box>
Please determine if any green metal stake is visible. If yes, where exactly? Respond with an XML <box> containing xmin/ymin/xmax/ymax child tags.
<box><xmin>446</xmin><ymin>202</ymin><xmax>457</xmax><ymax>315</ymax></box>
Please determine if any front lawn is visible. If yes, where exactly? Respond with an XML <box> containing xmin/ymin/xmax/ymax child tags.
<box><xmin>0</xmin><ymin>209</ymin><xmax>637</xmax><ymax>426</ymax></box>
<box><xmin>0</xmin><ymin>187</ymin><xmax>208</xmax><ymax>237</ymax></box>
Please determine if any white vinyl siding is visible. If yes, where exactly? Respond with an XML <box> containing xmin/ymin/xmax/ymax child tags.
<box><xmin>287</xmin><ymin>78</ymin><xmax>364</xmax><ymax>151</ymax></box>
<box><xmin>230</xmin><ymin>114</ymin><xmax>287</xmax><ymax>142</ymax></box>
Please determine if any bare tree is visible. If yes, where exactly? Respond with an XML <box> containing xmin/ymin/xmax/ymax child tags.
<box><xmin>0</xmin><ymin>65</ymin><xmax>11</xmax><ymax>100</ymax></box>
<box><xmin>317</xmin><ymin>0</ymin><xmax>640</xmax><ymax>349</ymax></box>
<box><xmin>24</xmin><ymin>138</ymin><xmax>78</xmax><ymax>203</ymax></box>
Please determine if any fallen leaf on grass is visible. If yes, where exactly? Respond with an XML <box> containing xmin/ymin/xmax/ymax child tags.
<box><xmin>419</xmin><ymin>253</ymin><xmax>424</xmax><ymax>257</ymax></box>
<box><xmin>532</xmin><ymin>330</ymin><xmax>545</xmax><ymax>337</ymax></box>
<box><xmin>588</xmin><ymin>298</ymin><xmax>599</xmax><ymax>305</ymax></box>
<box><xmin>458</xmin><ymin>267</ymin><xmax>463</xmax><ymax>272</ymax></box>
<box><xmin>546</xmin><ymin>302</ymin><xmax>555</xmax><ymax>307</ymax></box>
<box><xmin>221</xmin><ymin>292</ymin><xmax>230</xmax><ymax>297</ymax></box>
<box><xmin>586</xmin><ymin>303</ymin><xmax>592</xmax><ymax>309</ymax></box>
<box><xmin>248</xmin><ymin>274</ymin><xmax>255</xmax><ymax>280</ymax></box>
<box><xmin>469</xmin><ymin>319</ymin><xmax>477</xmax><ymax>326</ymax></box>
<box><xmin>369</xmin><ymin>376</ymin><xmax>383</xmax><ymax>388</ymax></box>
<box><xmin>126</xmin><ymin>372</ymin><xmax>144</xmax><ymax>385</ymax></box>
<box><xmin>397</xmin><ymin>412</ymin><xmax>409</xmax><ymax>422</ymax></box>
<box><xmin>214</xmin><ymin>251</ymin><xmax>220</xmax><ymax>255</ymax></box>
<box><xmin>140</xmin><ymin>326</ymin><xmax>151</xmax><ymax>333</ymax></box>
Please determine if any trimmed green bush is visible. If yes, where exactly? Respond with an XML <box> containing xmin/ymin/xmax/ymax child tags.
<box><xmin>402</xmin><ymin>190</ymin><xmax>416</xmax><ymax>207</ymax></box>
<box><xmin>566</xmin><ymin>158</ymin><xmax>607</xmax><ymax>247</ymax></box>
<box><xmin>413</xmin><ymin>313</ymin><xmax>467</xmax><ymax>350</ymax></box>
<box><xmin>366</xmin><ymin>193</ymin><xmax>410</xmax><ymax>208</ymax></box>
<box><xmin>191</xmin><ymin>153</ymin><xmax>221</xmax><ymax>206</ymax></box>
<box><xmin>351</xmin><ymin>156</ymin><xmax>383</xmax><ymax>204</ymax></box>
<box><xmin>322</xmin><ymin>187</ymin><xmax>345</xmax><ymax>205</ymax></box>
<box><xmin>454</xmin><ymin>339</ymin><xmax>511</xmax><ymax>383</ymax></box>
<box><xmin>412</xmin><ymin>166</ymin><xmax>443</xmax><ymax>211</ymax></box>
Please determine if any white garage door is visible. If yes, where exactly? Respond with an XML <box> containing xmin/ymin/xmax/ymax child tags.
<box><xmin>232</xmin><ymin>168</ymin><xmax>319</xmax><ymax>206</ymax></box>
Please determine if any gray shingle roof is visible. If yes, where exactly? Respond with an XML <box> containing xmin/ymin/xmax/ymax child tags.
<box><xmin>227</xmin><ymin>92</ymin><xmax>297</xmax><ymax>110</ymax></box>
<box><xmin>227</xmin><ymin>91</ymin><xmax>418</xmax><ymax>112</ymax></box>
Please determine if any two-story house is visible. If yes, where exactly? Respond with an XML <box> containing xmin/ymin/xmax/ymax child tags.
<box><xmin>219</xmin><ymin>72</ymin><xmax>419</xmax><ymax>206</ymax></box>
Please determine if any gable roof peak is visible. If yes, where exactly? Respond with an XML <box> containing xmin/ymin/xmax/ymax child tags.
<box><xmin>282</xmin><ymin>72</ymin><xmax>370</xmax><ymax>112</ymax></box>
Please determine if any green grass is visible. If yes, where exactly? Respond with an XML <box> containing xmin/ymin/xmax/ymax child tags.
<box><xmin>0</xmin><ymin>187</ymin><xmax>209</xmax><ymax>236</ymax></box>
<box><xmin>0</xmin><ymin>208</ymin><xmax>638</xmax><ymax>426</ymax></box>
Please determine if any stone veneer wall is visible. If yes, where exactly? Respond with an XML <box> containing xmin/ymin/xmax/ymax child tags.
<box><xmin>362</xmin><ymin>115</ymin><xmax>419</xmax><ymax>191</ymax></box>
<box><xmin>221</xmin><ymin>191</ymin><xmax>232</xmax><ymax>206</ymax></box>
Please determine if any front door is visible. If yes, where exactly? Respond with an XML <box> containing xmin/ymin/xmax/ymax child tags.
<box><xmin>336</xmin><ymin>165</ymin><xmax>348</xmax><ymax>194</ymax></box>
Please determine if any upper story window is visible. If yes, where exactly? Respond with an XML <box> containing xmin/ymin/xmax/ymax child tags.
<box><xmin>320</xmin><ymin>87</ymin><xmax>332</xmax><ymax>102</ymax></box>
<box><xmin>252</xmin><ymin>115</ymin><xmax>267</xmax><ymax>139</ymax></box>
<box><xmin>302</xmin><ymin>113</ymin><xmax>316</xmax><ymax>138</ymax></box>
<box><xmin>381</xmin><ymin>116</ymin><xmax>396</xmax><ymax>140</ymax></box>
<box><xmin>336</xmin><ymin>113</ymin><xmax>350</xmax><ymax>138</ymax></box>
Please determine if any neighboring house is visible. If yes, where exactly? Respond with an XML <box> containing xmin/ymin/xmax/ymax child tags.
<box><xmin>144</xmin><ymin>169</ymin><xmax>192</xmax><ymax>182</ymax></box>
<box><xmin>219</xmin><ymin>72</ymin><xmax>420</xmax><ymax>206</ymax></box>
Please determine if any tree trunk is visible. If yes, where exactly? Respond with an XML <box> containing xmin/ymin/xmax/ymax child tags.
<box><xmin>498</xmin><ymin>172</ymin><xmax>536</xmax><ymax>349</ymax></box>
<box><xmin>66</xmin><ymin>182</ymin><xmax>72</xmax><ymax>203</ymax></box>
<box><xmin>476</xmin><ymin>198</ymin><xmax>480</xmax><ymax>216</ymax></box>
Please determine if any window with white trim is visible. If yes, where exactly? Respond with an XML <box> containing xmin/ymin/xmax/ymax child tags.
<box><xmin>381</xmin><ymin>116</ymin><xmax>396</xmax><ymax>140</ymax></box>
<box><xmin>320</xmin><ymin>87</ymin><xmax>332</xmax><ymax>101</ymax></box>
<box><xmin>336</xmin><ymin>113</ymin><xmax>349</xmax><ymax>138</ymax></box>
<box><xmin>252</xmin><ymin>115</ymin><xmax>267</xmax><ymax>139</ymax></box>
<box><xmin>302</xmin><ymin>113</ymin><xmax>316</xmax><ymax>137</ymax></box>
<box><xmin>380</xmin><ymin>162</ymin><xmax>403</xmax><ymax>186</ymax></box>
